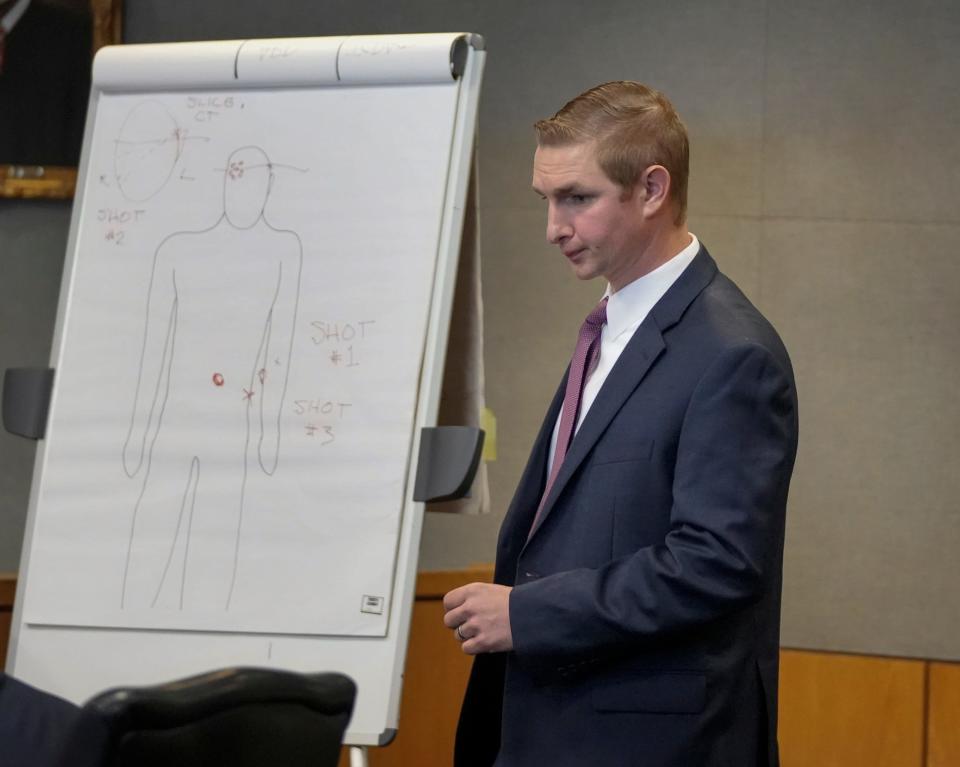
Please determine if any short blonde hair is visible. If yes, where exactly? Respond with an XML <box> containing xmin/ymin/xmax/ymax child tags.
<box><xmin>534</xmin><ymin>81</ymin><xmax>689</xmax><ymax>224</ymax></box>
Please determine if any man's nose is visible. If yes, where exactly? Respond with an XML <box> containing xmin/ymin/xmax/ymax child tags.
<box><xmin>546</xmin><ymin>205</ymin><xmax>571</xmax><ymax>244</ymax></box>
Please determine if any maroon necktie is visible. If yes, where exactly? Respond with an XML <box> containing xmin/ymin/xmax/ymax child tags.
<box><xmin>529</xmin><ymin>297</ymin><xmax>608</xmax><ymax>536</ymax></box>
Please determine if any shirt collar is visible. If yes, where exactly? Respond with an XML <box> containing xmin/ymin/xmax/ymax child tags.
<box><xmin>603</xmin><ymin>233</ymin><xmax>700</xmax><ymax>340</ymax></box>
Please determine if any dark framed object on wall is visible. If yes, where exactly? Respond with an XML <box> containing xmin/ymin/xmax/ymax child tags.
<box><xmin>0</xmin><ymin>0</ymin><xmax>121</xmax><ymax>199</ymax></box>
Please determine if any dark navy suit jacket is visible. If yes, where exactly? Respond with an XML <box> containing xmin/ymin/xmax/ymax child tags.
<box><xmin>456</xmin><ymin>247</ymin><xmax>798</xmax><ymax>767</ymax></box>
<box><xmin>0</xmin><ymin>672</ymin><xmax>83</xmax><ymax>767</ymax></box>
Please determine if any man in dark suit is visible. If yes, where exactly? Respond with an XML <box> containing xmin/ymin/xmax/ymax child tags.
<box><xmin>0</xmin><ymin>671</ymin><xmax>83</xmax><ymax>766</ymax></box>
<box><xmin>443</xmin><ymin>81</ymin><xmax>798</xmax><ymax>766</ymax></box>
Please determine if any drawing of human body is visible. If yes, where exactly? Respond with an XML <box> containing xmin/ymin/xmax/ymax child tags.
<box><xmin>121</xmin><ymin>146</ymin><xmax>302</xmax><ymax>611</ymax></box>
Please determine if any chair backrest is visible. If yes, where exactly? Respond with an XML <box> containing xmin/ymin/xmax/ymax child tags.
<box><xmin>57</xmin><ymin>667</ymin><xmax>356</xmax><ymax>767</ymax></box>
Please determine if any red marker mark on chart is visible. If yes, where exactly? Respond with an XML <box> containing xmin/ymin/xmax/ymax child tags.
<box><xmin>212</xmin><ymin>373</ymin><xmax>225</xmax><ymax>386</ymax></box>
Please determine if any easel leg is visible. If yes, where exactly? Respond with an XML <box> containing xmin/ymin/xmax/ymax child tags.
<box><xmin>349</xmin><ymin>745</ymin><xmax>369</xmax><ymax>767</ymax></box>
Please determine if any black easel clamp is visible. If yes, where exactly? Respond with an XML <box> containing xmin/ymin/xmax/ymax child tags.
<box><xmin>413</xmin><ymin>426</ymin><xmax>484</xmax><ymax>503</ymax></box>
<box><xmin>3</xmin><ymin>367</ymin><xmax>55</xmax><ymax>440</ymax></box>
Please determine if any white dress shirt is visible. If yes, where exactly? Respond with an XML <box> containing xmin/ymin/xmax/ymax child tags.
<box><xmin>546</xmin><ymin>234</ymin><xmax>701</xmax><ymax>477</ymax></box>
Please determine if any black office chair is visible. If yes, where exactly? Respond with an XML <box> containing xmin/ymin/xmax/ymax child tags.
<box><xmin>56</xmin><ymin>667</ymin><xmax>356</xmax><ymax>767</ymax></box>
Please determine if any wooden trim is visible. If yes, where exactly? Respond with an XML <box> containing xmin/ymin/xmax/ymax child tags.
<box><xmin>781</xmin><ymin>644</ymin><xmax>950</xmax><ymax>663</ymax></box>
<box><xmin>90</xmin><ymin>0</ymin><xmax>123</xmax><ymax>52</ymax></box>
<box><xmin>778</xmin><ymin>649</ymin><xmax>926</xmax><ymax>767</ymax></box>
<box><xmin>928</xmin><ymin>662</ymin><xmax>960</xmax><ymax>766</ymax></box>
<box><xmin>0</xmin><ymin>166</ymin><xmax>78</xmax><ymax>199</ymax></box>
<box><xmin>1</xmin><ymin>572</ymin><xmax>14</xmax><ymax>672</ymax></box>
<box><xmin>414</xmin><ymin>565</ymin><xmax>494</xmax><ymax>599</ymax></box>
<box><xmin>0</xmin><ymin>573</ymin><xmax>15</xmax><ymax>608</ymax></box>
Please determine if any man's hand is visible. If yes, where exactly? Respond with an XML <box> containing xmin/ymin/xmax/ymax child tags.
<box><xmin>443</xmin><ymin>582</ymin><xmax>513</xmax><ymax>655</ymax></box>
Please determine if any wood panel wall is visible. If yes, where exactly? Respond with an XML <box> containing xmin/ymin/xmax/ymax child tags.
<box><xmin>2</xmin><ymin>571</ymin><xmax>958</xmax><ymax>766</ymax></box>
<box><xmin>778</xmin><ymin>649</ymin><xmax>926</xmax><ymax>766</ymax></box>
<box><xmin>0</xmin><ymin>573</ymin><xmax>14</xmax><ymax>673</ymax></box>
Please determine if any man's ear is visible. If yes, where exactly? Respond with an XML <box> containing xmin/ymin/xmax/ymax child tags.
<box><xmin>639</xmin><ymin>165</ymin><xmax>672</xmax><ymax>218</ymax></box>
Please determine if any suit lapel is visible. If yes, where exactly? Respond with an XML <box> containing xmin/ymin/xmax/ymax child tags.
<box><xmin>525</xmin><ymin>247</ymin><xmax>719</xmax><ymax>542</ymax></box>
<box><xmin>496</xmin><ymin>374</ymin><xmax>566</xmax><ymax>575</ymax></box>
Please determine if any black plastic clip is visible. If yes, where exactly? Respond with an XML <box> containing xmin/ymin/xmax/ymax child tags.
<box><xmin>2</xmin><ymin>367</ymin><xmax>55</xmax><ymax>440</ymax></box>
<box><xmin>413</xmin><ymin>426</ymin><xmax>484</xmax><ymax>503</ymax></box>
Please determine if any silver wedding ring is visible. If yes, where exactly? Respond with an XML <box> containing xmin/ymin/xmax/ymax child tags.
<box><xmin>456</xmin><ymin>624</ymin><xmax>466</xmax><ymax>641</ymax></box>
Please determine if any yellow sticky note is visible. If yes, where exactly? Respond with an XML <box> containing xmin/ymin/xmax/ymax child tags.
<box><xmin>480</xmin><ymin>407</ymin><xmax>497</xmax><ymax>462</ymax></box>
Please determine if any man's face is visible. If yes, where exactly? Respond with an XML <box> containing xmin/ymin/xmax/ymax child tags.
<box><xmin>532</xmin><ymin>142</ymin><xmax>651</xmax><ymax>291</ymax></box>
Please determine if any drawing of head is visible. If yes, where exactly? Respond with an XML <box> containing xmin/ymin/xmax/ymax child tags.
<box><xmin>114</xmin><ymin>101</ymin><xmax>183</xmax><ymax>201</ymax></box>
<box><xmin>222</xmin><ymin>146</ymin><xmax>274</xmax><ymax>228</ymax></box>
